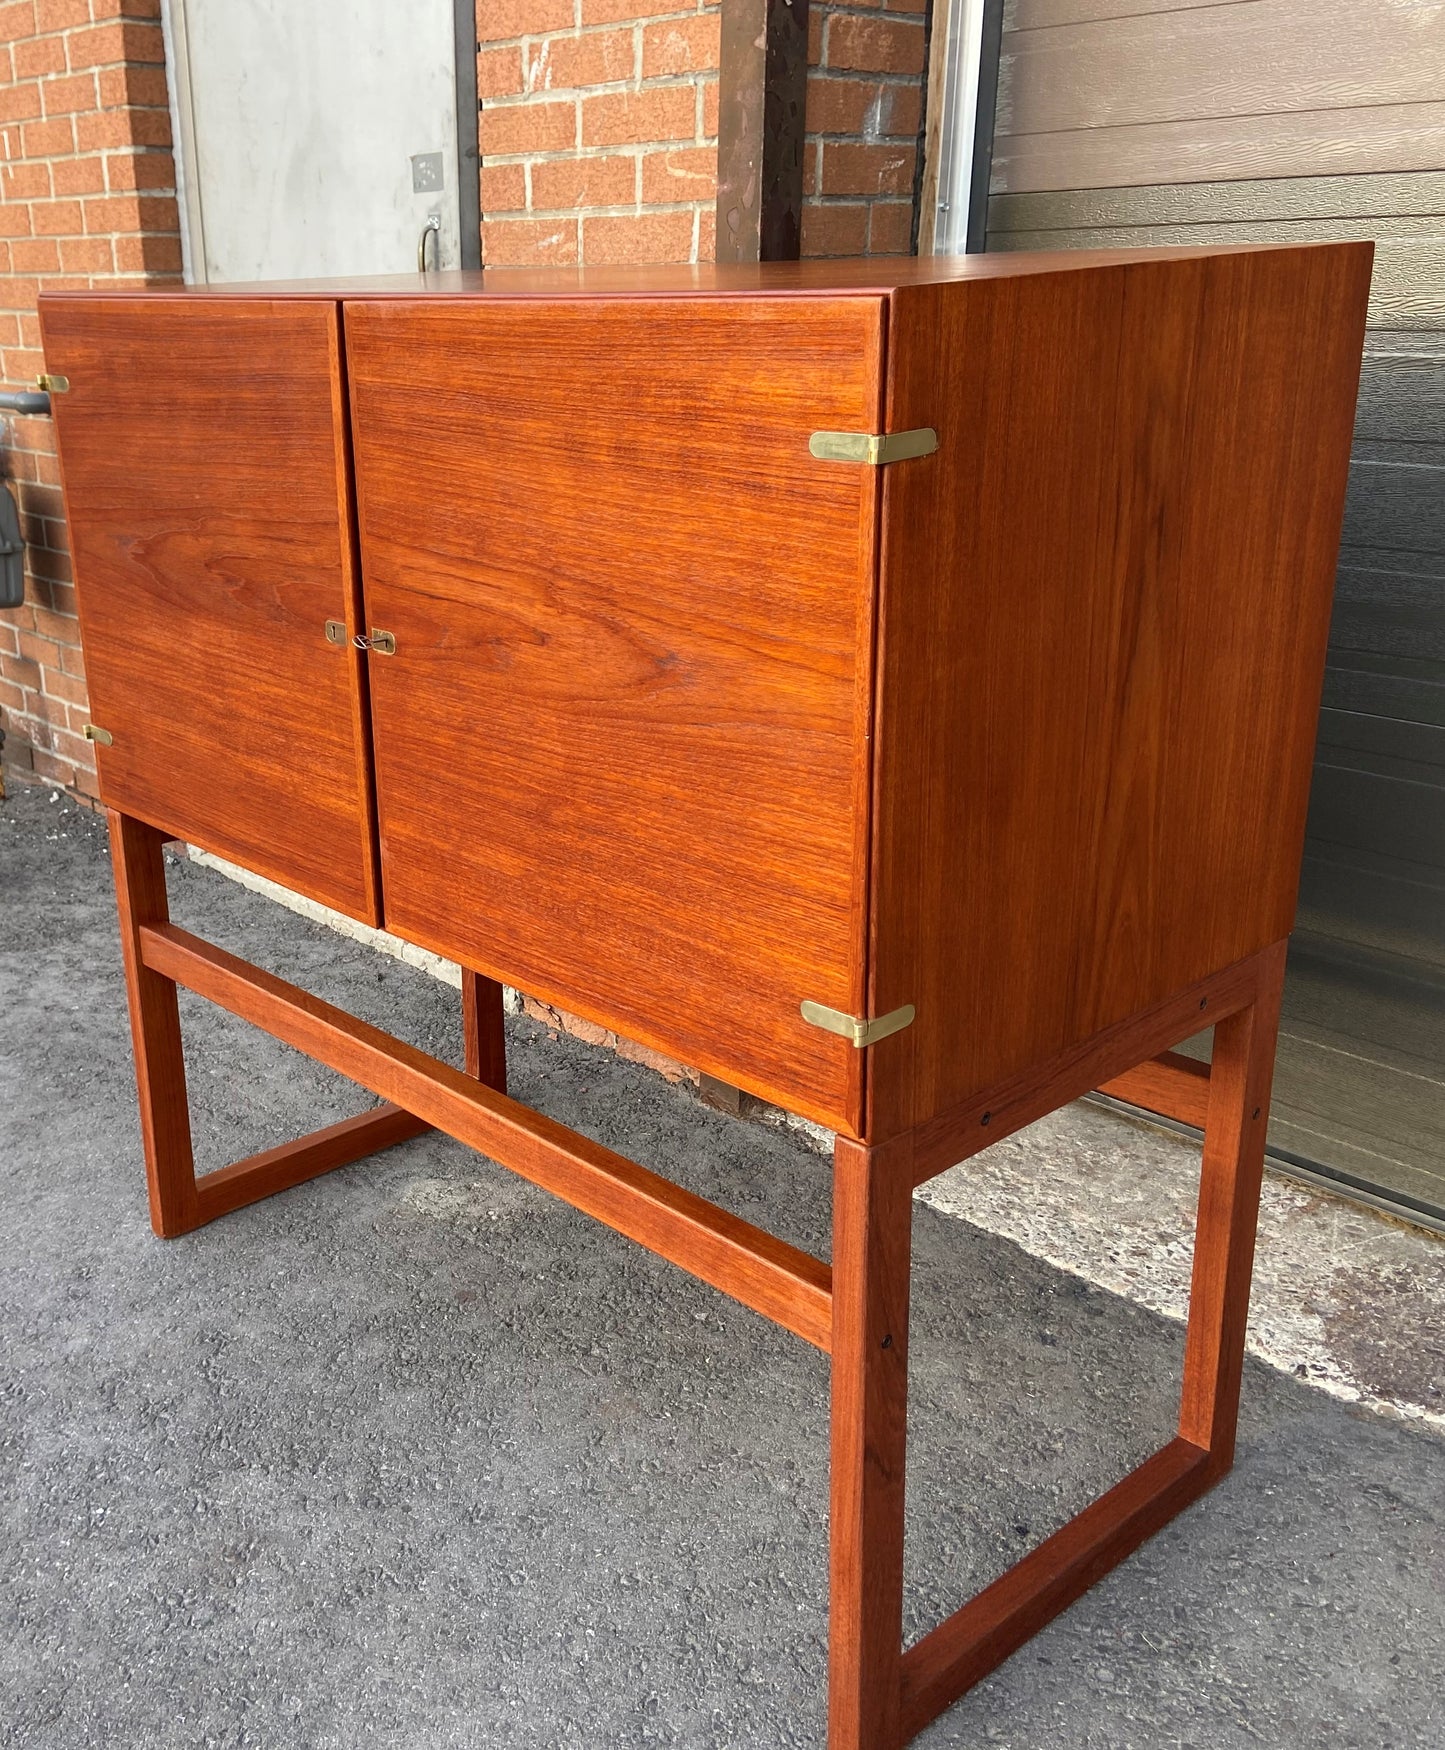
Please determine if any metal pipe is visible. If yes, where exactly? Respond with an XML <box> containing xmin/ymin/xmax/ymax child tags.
<box><xmin>0</xmin><ymin>388</ymin><xmax>52</xmax><ymax>416</ymax></box>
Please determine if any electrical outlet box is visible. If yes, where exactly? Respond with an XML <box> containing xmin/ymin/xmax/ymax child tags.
<box><xmin>411</xmin><ymin>152</ymin><xmax>444</xmax><ymax>194</ymax></box>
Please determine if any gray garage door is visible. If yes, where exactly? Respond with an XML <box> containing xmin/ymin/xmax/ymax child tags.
<box><xmin>979</xmin><ymin>0</ymin><xmax>1445</xmax><ymax>1224</ymax></box>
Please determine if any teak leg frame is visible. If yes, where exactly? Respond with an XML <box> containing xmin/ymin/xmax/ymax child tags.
<box><xmin>110</xmin><ymin>811</ymin><xmax>1284</xmax><ymax>1747</ymax></box>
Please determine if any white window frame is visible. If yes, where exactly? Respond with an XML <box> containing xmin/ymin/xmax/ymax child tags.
<box><xmin>919</xmin><ymin>0</ymin><xmax>1003</xmax><ymax>256</ymax></box>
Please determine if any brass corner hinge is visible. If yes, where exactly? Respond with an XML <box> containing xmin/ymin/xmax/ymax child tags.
<box><xmin>800</xmin><ymin>1000</ymin><xmax>915</xmax><ymax>1049</ymax></box>
<box><xmin>82</xmin><ymin>723</ymin><xmax>112</xmax><ymax>745</ymax></box>
<box><xmin>809</xmin><ymin>428</ymin><xmax>937</xmax><ymax>466</ymax></box>
<box><xmin>37</xmin><ymin>373</ymin><xmax>69</xmax><ymax>394</ymax></box>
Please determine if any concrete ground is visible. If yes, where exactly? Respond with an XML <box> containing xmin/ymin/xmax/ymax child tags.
<box><xmin>2</xmin><ymin>783</ymin><xmax>1442</xmax><ymax>1750</ymax></box>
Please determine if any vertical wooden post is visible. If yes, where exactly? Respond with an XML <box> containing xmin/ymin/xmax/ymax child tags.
<box><xmin>1179</xmin><ymin>940</ymin><xmax>1287</xmax><ymax>1473</ymax></box>
<box><xmin>829</xmin><ymin>1132</ymin><xmax>913</xmax><ymax>1750</ymax></box>
<box><xmin>714</xmin><ymin>0</ymin><xmax>810</xmax><ymax>263</ymax></box>
<box><xmin>107</xmin><ymin>811</ymin><xmax>200</xmax><ymax>1237</ymax></box>
<box><xmin>462</xmin><ymin>968</ymin><xmax>508</xmax><ymax>1093</ymax></box>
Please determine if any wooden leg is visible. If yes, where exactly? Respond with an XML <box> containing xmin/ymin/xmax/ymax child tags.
<box><xmin>894</xmin><ymin>941</ymin><xmax>1288</xmax><ymax>1742</ymax></box>
<box><xmin>462</xmin><ymin>967</ymin><xmax>508</xmax><ymax>1092</ymax></box>
<box><xmin>1179</xmin><ymin>938</ymin><xmax>1286</xmax><ymax>1473</ymax></box>
<box><xmin>829</xmin><ymin>1133</ymin><xmax>914</xmax><ymax>1750</ymax></box>
<box><xmin>108</xmin><ymin>809</ymin><xmax>429</xmax><ymax>1237</ymax></box>
<box><xmin>109</xmin><ymin>810</ymin><xmax>199</xmax><ymax>1237</ymax></box>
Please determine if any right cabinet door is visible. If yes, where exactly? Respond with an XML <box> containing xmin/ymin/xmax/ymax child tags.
<box><xmin>344</xmin><ymin>295</ymin><xmax>885</xmax><ymax>1133</ymax></box>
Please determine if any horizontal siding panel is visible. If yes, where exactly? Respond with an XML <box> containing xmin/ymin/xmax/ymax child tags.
<box><xmin>1356</xmin><ymin>334</ymin><xmax>1445</xmax><ymax>444</ymax></box>
<box><xmin>997</xmin><ymin>3</ymin><xmax>1445</xmax><ymax>137</ymax></box>
<box><xmin>992</xmin><ymin>100</ymin><xmax>1445</xmax><ymax>194</ymax></box>
<box><xmin>1316</xmin><ymin>706</ymin><xmax>1445</xmax><ymax>771</ymax></box>
<box><xmin>1337</xmin><ymin>541</ymin><xmax>1445</xmax><ymax>576</ymax></box>
<box><xmin>1305</xmin><ymin>764</ymin><xmax>1445</xmax><ymax>867</ymax></box>
<box><xmin>1343</xmin><ymin>456</ymin><xmax>1445</xmax><ymax>554</ymax></box>
<box><xmin>1322</xmin><ymin>653</ymin><xmax>1445</xmax><ymax>727</ymax></box>
<box><xmin>1006</xmin><ymin>0</ymin><xmax>1242</xmax><ymax>26</ymax></box>
<box><xmin>1352</xmin><ymin>438</ymin><xmax>1445</xmax><ymax>465</ymax></box>
<box><xmin>1298</xmin><ymin>846</ymin><xmax>1445</xmax><ymax>962</ymax></box>
<box><xmin>1331</xmin><ymin>561</ymin><xmax>1445</xmax><ymax>664</ymax></box>
<box><xmin>990</xmin><ymin>172</ymin><xmax>1445</xmax><ymax>231</ymax></box>
<box><xmin>989</xmin><ymin>223</ymin><xmax>1445</xmax><ymax>328</ymax></box>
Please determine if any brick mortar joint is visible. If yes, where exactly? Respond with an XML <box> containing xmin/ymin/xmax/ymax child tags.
<box><xmin>483</xmin><ymin>73</ymin><xmax>713</xmax><ymax>104</ymax></box>
<box><xmin>509</xmin><ymin>13</ymin><xmax>716</xmax><ymax>39</ymax></box>
<box><xmin>517</xmin><ymin>200</ymin><xmax>710</xmax><ymax>217</ymax></box>
<box><xmin>485</xmin><ymin>140</ymin><xmax>716</xmax><ymax>164</ymax></box>
<box><xmin>482</xmin><ymin>8</ymin><xmax>710</xmax><ymax>44</ymax></box>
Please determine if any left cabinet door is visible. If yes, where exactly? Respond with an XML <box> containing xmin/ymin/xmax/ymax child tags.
<box><xmin>41</xmin><ymin>296</ymin><xmax>382</xmax><ymax>924</ymax></box>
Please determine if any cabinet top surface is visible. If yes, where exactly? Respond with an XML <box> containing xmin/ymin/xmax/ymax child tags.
<box><xmin>37</xmin><ymin>243</ymin><xmax>1360</xmax><ymax>304</ymax></box>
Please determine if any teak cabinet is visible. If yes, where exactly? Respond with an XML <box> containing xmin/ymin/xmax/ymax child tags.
<box><xmin>40</xmin><ymin>247</ymin><xmax>1372</xmax><ymax>1749</ymax></box>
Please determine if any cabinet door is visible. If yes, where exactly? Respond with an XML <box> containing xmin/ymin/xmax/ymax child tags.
<box><xmin>346</xmin><ymin>296</ymin><xmax>885</xmax><ymax>1132</ymax></box>
<box><xmin>42</xmin><ymin>296</ymin><xmax>381</xmax><ymax>923</ymax></box>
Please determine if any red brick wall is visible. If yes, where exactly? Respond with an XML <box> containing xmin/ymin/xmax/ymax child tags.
<box><xmin>803</xmin><ymin>0</ymin><xmax>926</xmax><ymax>257</ymax></box>
<box><xmin>478</xmin><ymin>0</ymin><xmax>721</xmax><ymax>267</ymax></box>
<box><xmin>476</xmin><ymin>0</ymin><xmax>929</xmax><ymax>268</ymax></box>
<box><xmin>0</xmin><ymin>0</ymin><xmax>180</xmax><ymax>797</ymax></box>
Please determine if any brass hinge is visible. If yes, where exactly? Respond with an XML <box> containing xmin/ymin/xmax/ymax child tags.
<box><xmin>809</xmin><ymin>428</ymin><xmax>937</xmax><ymax>466</ymax></box>
<box><xmin>800</xmin><ymin>1000</ymin><xmax>915</xmax><ymax>1048</ymax></box>
<box><xmin>82</xmin><ymin>723</ymin><xmax>112</xmax><ymax>746</ymax></box>
<box><xmin>37</xmin><ymin>373</ymin><xmax>69</xmax><ymax>394</ymax></box>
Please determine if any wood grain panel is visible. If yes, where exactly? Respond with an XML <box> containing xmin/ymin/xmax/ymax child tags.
<box><xmin>991</xmin><ymin>222</ymin><xmax>1441</xmax><ymax>330</ymax></box>
<box><xmin>345</xmin><ymin>296</ymin><xmax>885</xmax><ymax>1135</ymax></box>
<box><xmin>40</xmin><ymin>296</ymin><xmax>381</xmax><ymax>923</ymax></box>
<box><xmin>997</xmin><ymin>3</ymin><xmax>1445</xmax><ymax>137</ymax></box>
<box><xmin>908</xmin><ymin>950</ymin><xmax>1266</xmax><ymax>1189</ymax></box>
<box><xmin>867</xmin><ymin>245</ymin><xmax>1372</xmax><ymax>1138</ymax></box>
<box><xmin>58</xmin><ymin>251</ymin><xmax>1318</xmax><ymax>304</ymax></box>
<box><xmin>992</xmin><ymin>101</ymin><xmax>1445</xmax><ymax>195</ymax></box>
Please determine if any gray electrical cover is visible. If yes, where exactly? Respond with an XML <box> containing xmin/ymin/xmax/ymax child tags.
<box><xmin>0</xmin><ymin>480</ymin><xmax>24</xmax><ymax>608</ymax></box>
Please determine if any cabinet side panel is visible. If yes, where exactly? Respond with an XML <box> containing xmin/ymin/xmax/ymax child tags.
<box><xmin>868</xmin><ymin>246</ymin><xmax>1373</xmax><ymax>1137</ymax></box>
<box><xmin>40</xmin><ymin>296</ymin><xmax>381</xmax><ymax>925</ymax></box>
